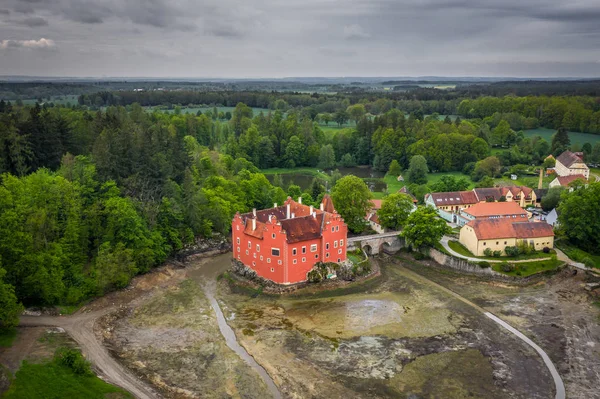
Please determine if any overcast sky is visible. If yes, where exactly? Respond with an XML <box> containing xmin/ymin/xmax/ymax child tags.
<box><xmin>1</xmin><ymin>0</ymin><xmax>599</xmax><ymax>78</ymax></box>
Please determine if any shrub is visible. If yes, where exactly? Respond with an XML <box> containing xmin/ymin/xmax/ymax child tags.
<box><xmin>54</xmin><ymin>348</ymin><xmax>92</xmax><ymax>376</ymax></box>
<box><xmin>478</xmin><ymin>261</ymin><xmax>491</xmax><ymax>268</ymax></box>
<box><xmin>504</xmin><ymin>246</ymin><xmax>520</xmax><ymax>257</ymax></box>
<box><xmin>307</xmin><ymin>269</ymin><xmax>323</xmax><ymax>283</ymax></box>
<box><xmin>492</xmin><ymin>250</ymin><xmax>502</xmax><ymax>258</ymax></box>
<box><xmin>483</xmin><ymin>248</ymin><xmax>493</xmax><ymax>257</ymax></box>
<box><xmin>581</xmin><ymin>257</ymin><xmax>596</xmax><ymax>268</ymax></box>
<box><xmin>542</xmin><ymin>247</ymin><xmax>551</xmax><ymax>253</ymax></box>
<box><xmin>500</xmin><ymin>262</ymin><xmax>514</xmax><ymax>273</ymax></box>
<box><xmin>413</xmin><ymin>252</ymin><xmax>426</xmax><ymax>260</ymax></box>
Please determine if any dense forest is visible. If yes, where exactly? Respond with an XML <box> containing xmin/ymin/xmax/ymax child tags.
<box><xmin>1</xmin><ymin>83</ymin><xmax>599</xmax><ymax>328</ymax></box>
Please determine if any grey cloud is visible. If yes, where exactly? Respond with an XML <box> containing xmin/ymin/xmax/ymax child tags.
<box><xmin>0</xmin><ymin>38</ymin><xmax>56</xmax><ymax>49</ymax></box>
<box><xmin>0</xmin><ymin>9</ymin><xmax>10</xmax><ymax>15</ymax></box>
<box><xmin>343</xmin><ymin>24</ymin><xmax>370</xmax><ymax>40</ymax></box>
<box><xmin>14</xmin><ymin>16</ymin><xmax>49</xmax><ymax>27</ymax></box>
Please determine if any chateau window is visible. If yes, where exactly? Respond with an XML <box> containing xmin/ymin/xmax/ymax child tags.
<box><xmin>253</xmin><ymin>253</ymin><xmax>256</xmax><ymax>258</ymax></box>
<box><xmin>336</xmin><ymin>226</ymin><xmax>339</xmax><ymax>232</ymax></box>
<box><xmin>338</xmin><ymin>249</ymin><xmax>342</xmax><ymax>254</ymax></box>
<box><xmin>267</xmin><ymin>258</ymin><xmax>271</xmax><ymax>263</ymax></box>
<box><xmin>302</xmin><ymin>257</ymin><xmax>306</xmax><ymax>262</ymax></box>
<box><xmin>237</xmin><ymin>255</ymin><xmax>240</xmax><ymax>260</ymax></box>
<box><xmin>278</xmin><ymin>260</ymin><xmax>282</xmax><ymax>265</ymax></box>
<box><xmin>340</xmin><ymin>239</ymin><xmax>344</xmax><ymax>247</ymax></box>
<box><xmin>293</xmin><ymin>248</ymin><xmax>297</xmax><ymax>255</ymax></box>
<box><xmin>236</xmin><ymin>238</ymin><xmax>240</xmax><ymax>244</ymax></box>
<box><xmin>248</xmin><ymin>241</ymin><xmax>251</xmax><ymax>248</ymax></box>
<box><xmin>315</xmin><ymin>254</ymin><xmax>319</xmax><ymax>259</ymax></box>
<box><xmin>236</xmin><ymin>225</ymin><xmax>239</xmax><ymax>230</ymax></box>
<box><xmin>334</xmin><ymin>241</ymin><xmax>338</xmax><ymax>248</ymax></box>
<box><xmin>293</xmin><ymin>259</ymin><xmax>297</xmax><ymax>264</ymax></box>
<box><xmin>272</xmin><ymin>233</ymin><xmax>276</xmax><ymax>239</ymax></box>
<box><xmin>246</xmin><ymin>250</ymin><xmax>249</xmax><ymax>255</ymax></box>
<box><xmin>337</xmin><ymin>258</ymin><xmax>341</xmax><ymax>262</ymax></box>
<box><xmin>310</xmin><ymin>244</ymin><xmax>317</xmax><ymax>252</ymax></box>
<box><xmin>326</xmin><ymin>243</ymin><xmax>330</xmax><ymax>250</ymax></box>
<box><xmin>326</xmin><ymin>253</ymin><xmax>329</xmax><ymax>258</ymax></box>
<box><xmin>237</xmin><ymin>247</ymin><xmax>240</xmax><ymax>253</ymax></box>
<box><xmin>331</xmin><ymin>227</ymin><xmax>335</xmax><ymax>232</ymax></box>
<box><xmin>260</xmin><ymin>256</ymin><xmax>263</xmax><ymax>260</ymax></box>
<box><xmin>256</xmin><ymin>244</ymin><xmax>260</xmax><ymax>252</ymax></box>
<box><xmin>252</xmin><ymin>261</ymin><xmax>256</xmax><ymax>267</ymax></box>
<box><xmin>271</xmin><ymin>248</ymin><xmax>280</xmax><ymax>256</ymax></box>
<box><xmin>302</xmin><ymin>246</ymin><xmax>306</xmax><ymax>254</ymax></box>
<box><xmin>271</xmin><ymin>268</ymin><xmax>275</xmax><ymax>272</ymax></box>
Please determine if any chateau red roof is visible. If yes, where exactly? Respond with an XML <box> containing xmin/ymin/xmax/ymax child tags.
<box><xmin>466</xmin><ymin>219</ymin><xmax>554</xmax><ymax>240</ymax></box>
<box><xmin>556</xmin><ymin>151</ymin><xmax>583</xmax><ymax>168</ymax></box>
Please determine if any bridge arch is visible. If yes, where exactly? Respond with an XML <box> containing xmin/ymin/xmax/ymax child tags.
<box><xmin>362</xmin><ymin>244</ymin><xmax>373</xmax><ymax>255</ymax></box>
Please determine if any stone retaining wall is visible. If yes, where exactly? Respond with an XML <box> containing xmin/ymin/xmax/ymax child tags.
<box><xmin>421</xmin><ymin>247</ymin><xmax>567</xmax><ymax>285</ymax></box>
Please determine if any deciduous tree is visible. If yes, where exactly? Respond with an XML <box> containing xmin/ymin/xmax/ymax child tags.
<box><xmin>331</xmin><ymin>175</ymin><xmax>372</xmax><ymax>233</ymax></box>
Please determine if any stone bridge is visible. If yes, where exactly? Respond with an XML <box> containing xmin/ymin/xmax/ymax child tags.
<box><xmin>347</xmin><ymin>231</ymin><xmax>404</xmax><ymax>255</ymax></box>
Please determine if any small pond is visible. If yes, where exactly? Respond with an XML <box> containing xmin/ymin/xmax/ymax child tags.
<box><xmin>265</xmin><ymin>166</ymin><xmax>387</xmax><ymax>193</ymax></box>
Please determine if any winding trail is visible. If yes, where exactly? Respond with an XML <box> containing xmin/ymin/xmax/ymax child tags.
<box><xmin>202</xmin><ymin>281</ymin><xmax>282</xmax><ymax>399</ymax></box>
<box><xmin>19</xmin><ymin>309</ymin><xmax>157</xmax><ymax>399</ymax></box>
<box><xmin>395</xmin><ymin>261</ymin><xmax>566</xmax><ymax>399</ymax></box>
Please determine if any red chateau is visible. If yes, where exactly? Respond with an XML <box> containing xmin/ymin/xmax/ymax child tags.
<box><xmin>231</xmin><ymin>195</ymin><xmax>348</xmax><ymax>284</ymax></box>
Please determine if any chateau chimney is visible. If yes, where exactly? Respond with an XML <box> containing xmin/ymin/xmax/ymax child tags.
<box><xmin>310</xmin><ymin>205</ymin><xmax>313</xmax><ymax>214</ymax></box>
<box><xmin>292</xmin><ymin>212</ymin><xmax>295</xmax><ymax>219</ymax></box>
<box><xmin>253</xmin><ymin>208</ymin><xmax>257</xmax><ymax>217</ymax></box>
<box><xmin>320</xmin><ymin>203</ymin><xmax>324</xmax><ymax>211</ymax></box>
<box><xmin>252</xmin><ymin>218</ymin><xmax>256</xmax><ymax>230</ymax></box>
<box><xmin>313</xmin><ymin>211</ymin><xmax>316</xmax><ymax>219</ymax></box>
<box><xmin>538</xmin><ymin>168</ymin><xmax>543</xmax><ymax>190</ymax></box>
<box><xmin>298</xmin><ymin>197</ymin><xmax>302</xmax><ymax>204</ymax></box>
<box><xmin>287</xmin><ymin>203</ymin><xmax>290</xmax><ymax>219</ymax></box>
<box><xmin>268</xmin><ymin>214</ymin><xmax>272</xmax><ymax>222</ymax></box>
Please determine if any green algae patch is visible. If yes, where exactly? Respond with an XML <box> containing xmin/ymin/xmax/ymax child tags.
<box><xmin>390</xmin><ymin>349</ymin><xmax>503</xmax><ymax>398</ymax></box>
<box><xmin>281</xmin><ymin>291</ymin><xmax>460</xmax><ymax>339</ymax></box>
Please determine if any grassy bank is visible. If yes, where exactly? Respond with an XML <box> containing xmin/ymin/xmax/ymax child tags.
<box><xmin>3</xmin><ymin>358</ymin><xmax>132</xmax><ymax>399</ymax></box>
<box><xmin>448</xmin><ymin>240</ymin><xmax>554</xmax><ymax>261</ymax></box>
<box><xmin>491</xmin><ymin>259</ymin><xmax>564</xmax><ymax>277</ymax></box>
<box><xmin>556</xmin><ymin>240</ymin><xmax>600</xmax><ymax>268</ymax></box>
<box><xmin>0</xmin><ymin>329</ymin><xmax>17</xmax><ymax>348</ymax></box>
<box><xmin>260</xmin><ymin>167</ymin><xmax>329</xmax><ymax>179</ymax></box>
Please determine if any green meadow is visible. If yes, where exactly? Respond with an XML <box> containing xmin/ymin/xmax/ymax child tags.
<box><xmin>523</xmin><ymin>128</ymin><xmax>600</xmax><ymax>146</ymax></box>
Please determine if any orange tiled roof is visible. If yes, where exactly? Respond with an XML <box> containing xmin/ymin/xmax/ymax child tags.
<box><xmin>370</xmin><ymin>199</ymin><xmax>383</xmax><ymax>210</ymax></box>
<box><xmin>466</xmin><ymin>218</ymin><xmax>554</xmax><ymax>240</ymax></box>
<box><xmin>463</xmin><ymin>201</ymin><xmax>526</xmax><ymax>218</ymax></box>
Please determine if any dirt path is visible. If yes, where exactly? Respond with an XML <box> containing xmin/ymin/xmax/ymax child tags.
<box><xmin>395</xmin><ymin>263</ymin><xmax>565</xmax><ymax>399</ymax></box>
<box><xmin>19</xmin><ymin>310</ymin><xmax>158</xmax><ymax>399</ymax></box>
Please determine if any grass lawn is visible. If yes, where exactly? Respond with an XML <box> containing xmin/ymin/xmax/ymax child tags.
<box><xmin>555</xmin><ymin>240</ymin><xmax>600</xmax><ymax>268</ymax></box>
<box><xmin>523</xmin><ymin>128</ymin><xmax>600</xmax><ymax>147</ymax></box>
<box><xmin>261</xmin><ymin>167</ymin><xmax>329</xmax><ymax>179</ymax></box>
<box><xmin>492</xmin><ymin>259</ymin><xmax>564</xmax><ymax>277</ymax></box>
<box><xmin>427</xmin><ymin>172</ymin><xmax>474</xmax><ymax>189</ymax></box>
<box><xmin>3</xmin><ymin>359</ymin><xmax>132</xmax><ymax>399</ymax></box>
<box><xmin>0</xmin><ymin>329</ymin><xmax>18</xmax><ymax>348</ymax></box>
<box><xmin>447</xmin><ymin>240</ymin><xmax>554</xmax><ymax>261</ymax></box>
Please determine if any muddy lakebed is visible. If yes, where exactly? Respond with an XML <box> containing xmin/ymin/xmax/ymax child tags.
<box><xmin>97</xmin><ymin>252</ymin><xmax>600</xmax><ymax>398</ymax></box>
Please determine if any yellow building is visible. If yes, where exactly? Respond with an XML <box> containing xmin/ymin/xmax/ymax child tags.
<box><xmin>459</xmin><ymin>218</ymin><xmax>554</xmax><ymax>256</ymax></box>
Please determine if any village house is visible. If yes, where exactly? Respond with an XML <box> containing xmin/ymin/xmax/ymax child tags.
<box><xmin>454</xmin><ymin>201</ymin><xmax>528</xmax><ymax>226</ymax></box>
<box><xmin>554</xmin><ymin>150</ymin><xmax>590</xmax><ymax>180</ymax></box>
<box><xmin>549</xmin><ymin>174</ymin><xmax>588</xmax><ymax>190</ymax></box>
<box><xmin>365</xmin><ymin>192</ymin><xmax>417</xmax><ymax>233</ymax></box>
<box><xmin>459</xmin><ymin>218</ymin><xmax>555</xmax><ymax>256</ymax></box>
<box><xmin>231</xmin><ymin>195</ymin><xmax>347</xmax><ymax>285</ymax></box>
<box><xmin>425</xmin><ymin>186</ymin><xmax>536</xmax><ymax>223</ymax></box>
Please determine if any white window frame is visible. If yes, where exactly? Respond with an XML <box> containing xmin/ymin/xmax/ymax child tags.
<box><xmin>256</xmin><ymin>244</ymin><xmax>260</xmax><ymax>252</ymax></box>
<box><xmin>236</xmin><ymin>237</ymin><xmax>240</xmax><ymax>244</ymax></box>
<box><xmin>334</xmin><ymin>241</ymin><xmax>338</xmax><ymax>248</ymax></box>
<box><xmin>340</xmin><ymin>239</ymin><xmax>344</xmax><ymax>247</ymax></box>
<box><xmin>292</xmin><ymin>248</ymin><xmax>297</xmax><ymax>255</ymax></box>
<box><xmin>248</xmin><ymin>241</ymin><xmax>251</xmax><ymax>248</ymax></box>
<box><xmin>338</xmin><ymin>249</ymin><xmax>342</xmax><ymax>254</ymax></box>
<box><xmin>293</xmin><ymin>259</ymin><xmax>297</xmax><ymax>264</ymax></box>
<box><xmin>326</xmin><ymin>243</ymin><xmax>329</xmax><ymax>250</ymax></box>
<box><xmin>271</xmin><ymin>248</ymin><xmax>280</xmax><ymax>256</ymax></box>
<box><xmin>302</xmin><ymin>257</ymin><xmax>306</xmax><ymax>262</ymax></box>
<box><xmin>302</xmin><ymin>246</ymin><xmax>306</xmax><ymax>254</ymax></box>
<box><xmin>310</xmin><ymin>244</ymin><xmax>317</xmax><ymax>252</ymax></box>
<box><xmin>271</xmin><ymin>268</ymin><xmax>275</xmax><ymax>272</ymax></box>
<box><xmin>267</xmin><ymin>258</ymin><xmax>271</xmax><ymax>263</ymax></box>
<box><xmin>278</xmin><ymin>260</ymin><xmax>282</xmax><ymax>265</ymax></box>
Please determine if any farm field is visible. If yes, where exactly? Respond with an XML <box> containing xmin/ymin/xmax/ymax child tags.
<box><xmin>523</xmin><ymin>128</ymin><xmax>600</xmax><ymax>146</ymax></box>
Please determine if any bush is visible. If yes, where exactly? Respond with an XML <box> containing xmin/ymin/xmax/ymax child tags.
<box><xmin>478</xmin><ymin>261</ymin><xmax>491</xmax><ymax>268</ymax></box>
<box><xmin>542</xmin><ymin>247</ymin><xmax>551</xmax><ymax>253</ymax></box>
<box><xmin>492</xmin><ymin>250</ymin><xmax>502</xmax><ymax>258</ymax></box>
<box><xmin>504</xmin><ymin>246</ymin><xmax>520</xmax><ymax>257</ymax></box>
<box><xmin>413</xmin><ymin>252</ymin><xmax>426</xmax><ymax>260</ymax></box>
<box><xmin>54</xmin><ymin>348</ymin><xmax>92</xmax><ymax>376</ymax></box>
<box><xmin>483</xmin><ymin>248</ymin><xmax>493</xmax><ymax>257</ymax></box>
<box><xmin>581</xmin><ymin>257</ymin><xmax>596</xmax><ymax>268</ymax></box>
<box><xmin>500</xmin><ymin>262</ymin><xmax>515</xmax><ymax>273</ymax></box>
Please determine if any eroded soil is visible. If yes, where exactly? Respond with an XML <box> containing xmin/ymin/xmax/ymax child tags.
<box><xmin>217</xmin><ymin>258</ymin><xmax>555</xmax><ymax>398</ymax></box>
<box><xmin>401</xmin><ymin>256</ymin><xmax>600</xmax><ymax>399</ymax></box>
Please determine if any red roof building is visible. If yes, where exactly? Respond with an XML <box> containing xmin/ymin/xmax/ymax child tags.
<box><xmin>231</xmin><ymin>195</ymin><xmax>348</xmax><ymax>285</ymax></box>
